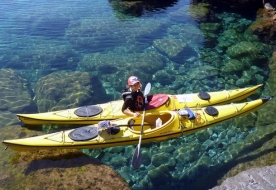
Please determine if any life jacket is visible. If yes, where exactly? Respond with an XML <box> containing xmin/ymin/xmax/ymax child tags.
<box><xmin>122</xmin><ymin>88</ymin><xmax>145</xmax><ymax>111</ymax></box>
<box><xmin>122</xmin><ymin>88</ymin><xmax>132</xmax><ymax>101</ymax></box>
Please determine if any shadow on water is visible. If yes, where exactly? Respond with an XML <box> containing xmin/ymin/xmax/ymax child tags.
<box><xmin>24</xmin><ymin>154</ymin><xmax>103</xmax><ymax>175</ymax></box>
<box><xmin>22</xmin><ymin>123</ymin><xmax>85</xmax><ymax>131</ymax></box>
<box><xmin>204</xmin><ymin>0</ymin><xmax>263</xmax><ymax>19</ymax></box>
<box><xmin>108</xmin><ymin>0</ymin><xmax>180</xmax><ymax>17</ymax></box>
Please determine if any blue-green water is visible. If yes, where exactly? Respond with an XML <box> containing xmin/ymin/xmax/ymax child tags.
<box><xmin>0</xmin><ymin>0</ymin><xmax>275</xmax><ymax>189</ymax></box>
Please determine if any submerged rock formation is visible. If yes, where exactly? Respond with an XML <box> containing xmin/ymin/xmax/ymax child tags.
<box><xmin>35</xmin><ymin>71</ymin><xmax>107</xmax><ymax>112</ymax></box>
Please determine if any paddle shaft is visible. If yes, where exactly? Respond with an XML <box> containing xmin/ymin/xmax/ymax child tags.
<box><xmin>138</xmin><ymin>89</ymin><xmax>149</xmax><ymax>148</ymax></box>
<box><xmin>132</xmin><ymin>82</ymin><xmax>151</xmax><ymax>169</ymax></box>
<box><xmin>132</xmin><ymin>101</ymin><xmax>146</xmax><ymax>169</ymax></box>
<box><xmin>137</xmin><ymin>105</ymin><xmax>146</xmax><ymax>149</ymax></box>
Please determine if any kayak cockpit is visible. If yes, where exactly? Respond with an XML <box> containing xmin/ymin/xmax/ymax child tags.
<box><xmin>68</xmin><ymin>111</ymin><xmax>176</xmax><ymax>141</ymax></box>
<box><xmin>128</xmin><ymin>111</ymin><xmax>175</xmax><ymax>133</ymax></box>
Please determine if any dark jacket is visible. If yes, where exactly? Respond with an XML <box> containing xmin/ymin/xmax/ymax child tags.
<box><xmin>121</xmin><ymin>89</ymin><xmax>145</xmax><ymax>112</ymax></box>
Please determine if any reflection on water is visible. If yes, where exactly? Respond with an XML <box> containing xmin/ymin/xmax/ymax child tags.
<box><xmin>0</xmin><ymin>0</ymin><xmax>276</xmax><ymax>189</ymax></box>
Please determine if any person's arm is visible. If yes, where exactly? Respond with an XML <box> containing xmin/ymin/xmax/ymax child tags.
<box><xmin>122</xmin><ymin>98</ymin><xmax>140</xmax><ymax>117</ymax></box>
<box><xmin>123</xmin><ymin>108</ymin><xmax>140</xmax><ymax>117</ymax></box>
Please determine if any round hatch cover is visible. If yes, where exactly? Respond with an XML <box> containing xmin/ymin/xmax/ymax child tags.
<box><xmin>75</xmin><ymin>105</ymin><xmax>103</xmax><ymax>117</ymax></box>
<box><xmin>69</xmin><ymin>126</ymin><xmax>98</xmax><ymax>141</ymax></box>
<box><xmin>198</xmin><ymin>92</ymin><xmax>211</xmax><ymax>100</ymax></box>
<box><xmin>205</xmin><ymin>106</ymin><xmax>219</xmax><ymax>116</ymax></box>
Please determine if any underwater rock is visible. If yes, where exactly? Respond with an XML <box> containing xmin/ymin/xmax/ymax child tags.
<box><xmin>250</xmin><ymin>15</ymin><xmax>273</xmax><ymax>37</ymax></box>
<box><xmin>175</xmin><ymin>144</ymin><xmax>201</xmax><ymax>164</ymax></box>
<box><xmin>152</xmin><ymin>70</ymin><xmax>176</xmax><ymax>85</ymax></box>
<box><xmin>2</xmin><ymin>40</ymin><xmax>79</xmax><ymax>74</ymax></box>
<box><xmin>224</xmin><ymin>14</ymin><xmax>252</xmax><ymax>33</ymax></box>
<box><xmin>230</xmin><ymin>137</ymin><xmax>237</xmax><ymax>143</ymax></box>
<box><xmin>188</xmin><ymin>65</ymin><xmax>219</xmax><ymax>81</ymax></box>
<box><xmin>147</xmin><ymin>165</ymin><xmax>171</xmax><ymax>186</ymax></box>
<box><xmin>35</xmin><ymin>71</ymin><xmax>105</xmax><ymax>112</ymax></box>
<box><xmin>256</xmin><ymin>51</ymin><xmax>276</xmax><ymax>125</ymax></box>
<box><xmin>233</xmin><ymin>113</ymin><xmax>257</xmax><ymax>133</ymax></box>
<box><xmin>221</xmin><ymin>59</ymin><xmax>245</xmax><ymax>73</ymax></box>
<box><xmin>141</xmin><ymin>149</ymin><xmax>152</xmax><ymax>167</ymax></box>
<box><xmin>236</xmin><ymin>76</ymin><xmax>250</xmax><ymax>87</ymax></box>
<box><xmin>123</xmin><ymin>146</ymin><xmax>134</xmax><ymax>157</ymax></box>
<box><xmin>244</xmin><ymin>28</ymin><xmax>261</xmax><ymax>42</ymax></box>
<box><xmin>218</xmin><ymin>129</ymin><xmax>228</xmax><ymax>141</ymax></box>
<box><xmin>233</xmin><ymin>65</ymin><xmax>266</xmax><ymax>87</ymax></box>
<box><xmin>107</xmin><ymin>146</ymin><xmax>125</xmax><ymax>154</ymax></box>
<box><xmin>218</xmin><ymin>29</ymin><xmax>246</xmax><ymax>51</ymax></box>
<box><xmin>188</xmin><ymin>3</ymin><xmax>211</xmax><ymax>22</ymax></box>
<box><xmin>195</xmin><ymin>130</ymin><xmax>210</xmax><ymax>142</ymax></box>
<box><xmin>109</xmin><ymin>154</ymin><xmax>128</xmax><ymax>168</ymax></box>
<box><xmin>82</xmin><ymin>149</ymin><xmax>103</xmax><ymax>158</ymax></box>
<box><xmin>200</xmin><ymin>23</ymin><xmax>222</xmax><ymax>47</ymax></box>
<box><xmin>0</xmin><ymin>69</ymin><xmax>36</xmax><ymax>114</ymax></box>
<box><xmin>199</xmin><ymin>49</ymin><xmax>222</xmax><ymax>64</ymax></box>
<box><xmin>66</xmin><ymin>17</ymin><xmax>168</xmax><ymax>51</ymax></box>
<box><xmin>153</xmin><ymin>38</ymin><xmax>187</xmax><ymax>59</ymax></box>
<box><xmin>180</xmin><ymin>155</ymin><xmax>212</xmax><ymax>180</ymax></box>
<box><xmin>109</xmin><ymin>0</ymin><xmax>143</xmax><ymax>17</ymax></box>
<box><xmin>226</xmin><ymin>41</ymin><xmax>268</xmax><ymax>66</ymax></box>
<box><xmin>159</xmin><ymin>141</ymin><xmax>175</xmax><ymax>153</ymax></box>
<box><xmin>223</xmin><ymin>122</ymin><xmax>276</xmax><ymax>164</ymax></box>
<box><xmin>78</xmin><ymin>52</ymin><xmax>166</xmax><ymax>90</ymax></box>
<box><xmin>133</xmin><ymin>177</ymin><xmax>153</xmax><ymax>189</ymax></box>
<box><xmin>202</xmin><ymin>139</ymin><xmax>215</xmax><ymax>151</ymax></box>
<box><xmin>151</xmin><ymin>152</ymin><xmax>172</xmax><ymax>167</ymax></box>
<box><xmin>200</xmin><ymin>23</ymin><xmax>222</xmax><ymax>33</ymax></box>
<box><xmin>117</xmin><ymin>166</ymin><xmax>133</xmax><ymax>183</ymax></box>
<box><xmin>208</xmin><ymin>149</ymin><xmax>217</xmax><ymax>157</ymax></box>
<box><xmin>0</xmin><ymin>110</ymin><xmax>21</xmax><ymax>127</ymax></box>
<box><xmin>79</xmin><ymin>52</ymin><xmax>165</xmax><ymax>74</ymax></box>
<box><xmin>226</xmin><ymin>129</ymin><xmax>237</xmax><ymax>138</ymax></box>
<box><xmin>167</xmin><ymin>23</ymin><xmax>205</xmax><ymax>48</ymax></box>
<box><xmin>249</xmin><ymin>7</ymin><xmax>276</xmax><ymax>43</ymax></box>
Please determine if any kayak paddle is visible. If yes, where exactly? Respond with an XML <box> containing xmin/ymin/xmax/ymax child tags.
<box><xmin>132</xmin><ymin>82</ymin><xmax>151</xmax><ymax>169</ymax></box>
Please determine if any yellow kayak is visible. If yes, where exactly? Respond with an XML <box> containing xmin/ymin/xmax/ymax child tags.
<box><xmin>17</xmin><ymin>84</ymin><xmax>263</xmax><ymax>125</ymax></box>
<box><xmin>3</xmin><ymin>96</ymin><xmax>272</xmax><ymax>152</ymax></box>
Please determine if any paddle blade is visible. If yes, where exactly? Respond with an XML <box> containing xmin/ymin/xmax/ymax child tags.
<box><xmin>132</xmin><ymin>145</ymin><xmax>142</xmax><ymax>169</ymax></box>
<box><xmin>144</xmin><ymin>83</ymin><xmax>151</xmax><ymax>96</ymax></box>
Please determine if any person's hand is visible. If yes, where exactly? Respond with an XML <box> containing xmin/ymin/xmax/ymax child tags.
<box><xmin>134</xmin><ymin>112</ymin><xmax>141</xmax><ymax>117</ymax></box>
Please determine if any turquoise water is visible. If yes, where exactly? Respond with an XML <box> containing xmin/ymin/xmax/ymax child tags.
<box><xmin>0</xmin><ymin>0</ymin><xmax>275</xmax><ymax>189</ymax></box>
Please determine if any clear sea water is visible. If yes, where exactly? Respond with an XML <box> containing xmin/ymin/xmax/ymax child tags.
<box><xmin>0</xmin><ymin>0</ymin><xmax>275</xmax><ymax>189</ymax></box>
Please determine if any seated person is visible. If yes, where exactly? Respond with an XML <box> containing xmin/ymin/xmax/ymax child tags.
<box><xmin>121</xmin><ymin>76</ymin><xmax>145</xmax><ymax>117</ymax></box>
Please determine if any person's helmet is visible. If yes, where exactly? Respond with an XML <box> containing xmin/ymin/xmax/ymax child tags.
<box><xmin>128</xmin><ymin>76</ymin><xmax>140</xmax><ymax>85</ymax></box>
